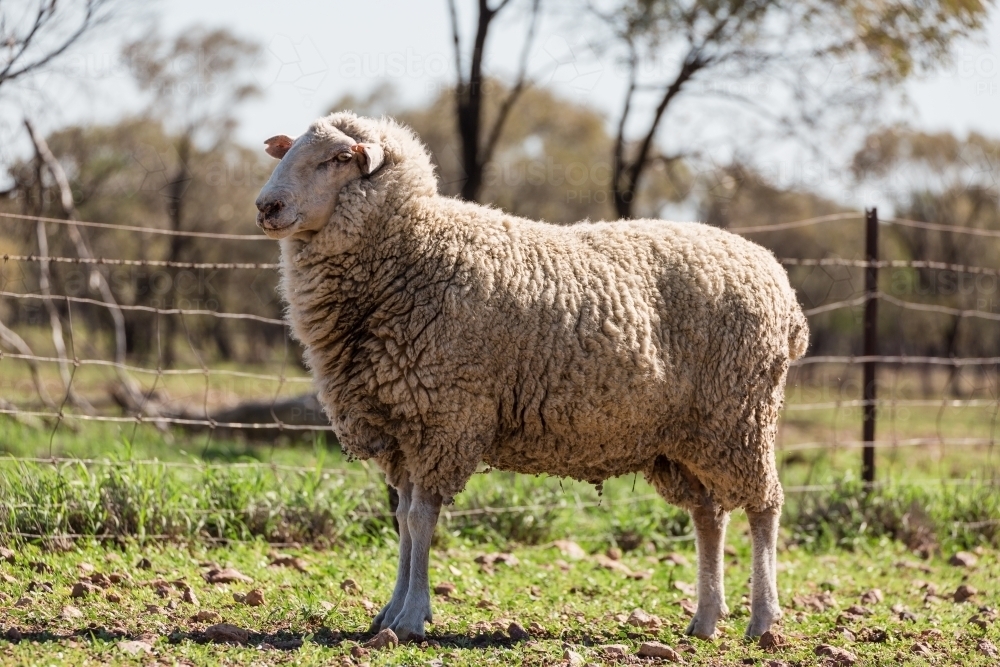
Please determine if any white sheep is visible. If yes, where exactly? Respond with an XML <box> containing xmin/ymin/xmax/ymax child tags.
<box><xmin>255</xmin><ymin>112</ymin><xmax>809</xmax><ymax>642</ymax></box>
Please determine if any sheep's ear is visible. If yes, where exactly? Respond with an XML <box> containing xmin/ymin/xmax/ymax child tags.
<box><xmin>350</xmin><ymin>142</ymin><xmax>384</xmax><ymax>175</ymax></box>
<box><xmin>264</xmin><ymin>135</ymin><xmax>294</xmax><ymax>160</ymax></box>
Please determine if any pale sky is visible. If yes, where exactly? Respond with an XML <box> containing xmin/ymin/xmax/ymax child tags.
<box><xmin>4</xmin><ymin>0</ymin><xmax>1000</xmax><ymax>210</ymax></box>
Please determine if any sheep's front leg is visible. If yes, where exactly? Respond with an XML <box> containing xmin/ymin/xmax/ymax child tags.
<box><xmin>745</xmin><ymin>507</ymin><xmax>782</xmax><ymax>637</ymax></box>
<box><xmin>388</xmin><ymin>483</ymin><xmax>442</xmax><ymax>641</ymax></box>
<box><xmin>371</xmin><ymin>478</ymin><xmax>413</xmax><ymax>633</ymax></box>
<box><xmin>685</xmin><ymin>500</ymin><xmax>730</xmax><ymax>639</ymax></box>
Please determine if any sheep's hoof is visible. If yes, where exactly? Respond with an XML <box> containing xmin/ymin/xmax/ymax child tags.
<box><xmin>684</xmin><ymin>616</ymin><xmax>718</xmax><ymax>640</ymax></box>
<box><xmin>390</xmin><ymin>621</ymin><xmax>425</xmax><ymax>643</ymax></box>
<box><xmin>744</xmin><ymin>613</ymin><xmax>779</xmax><ymax>639</ymax></box>
<box><xmin>370</xmin><ymin>603</ymin><xmax>398</xmax><ymax>634</ymax></box>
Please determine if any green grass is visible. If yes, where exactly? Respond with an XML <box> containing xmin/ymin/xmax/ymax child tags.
<box><xmin>0</xmin><ymin>528</ymin><xmax>998</xmax><ymax>665</ymax></box>
<box><xmin>2</xmin><ymin>362</ymin><xmax>1000</xmax><ymax>663</ymax></box>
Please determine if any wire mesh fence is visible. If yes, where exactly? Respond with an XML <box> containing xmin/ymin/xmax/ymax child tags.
<box><xmin>1</xmin><ymin>208</ymin><xmax>999</xmax><ymax>545</ymax></box>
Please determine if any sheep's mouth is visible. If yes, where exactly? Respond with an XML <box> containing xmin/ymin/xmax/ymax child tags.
<box><xmin>257</xmin><ymin>214</ymin><xmax>302</xmax><ymax>238</ymax></box>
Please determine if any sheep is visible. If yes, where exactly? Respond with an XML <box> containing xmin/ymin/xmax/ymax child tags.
<box><xmin>254</xmin><ymin>112</ymin><xmax>809</xmax><ymax>642</ymax></box>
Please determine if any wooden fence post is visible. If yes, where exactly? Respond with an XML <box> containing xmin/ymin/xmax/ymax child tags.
<box><xmin>862</xmin><ymin>208</ymin><xmax>879</xmax><ymax>485</ymax></box>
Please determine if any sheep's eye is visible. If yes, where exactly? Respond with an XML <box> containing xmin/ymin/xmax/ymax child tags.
<box><xmin>336</xmin><ymin>152</ymin><xmax>353</xmax><ymax>162</ymax></box>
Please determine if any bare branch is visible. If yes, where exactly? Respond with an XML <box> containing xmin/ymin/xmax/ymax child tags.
<box><xmin>446</xmin><ymin>0</ymin><xmax>465</xmax><ymax>86</ymax></box>
<box><xmin>482</xmin><ymin>0</ymin><xmax>541</xmax><ymax>166</ymax></box>
<box><xmin>23</xmin><ymin>118</ymin><xmax>149</xmax><ymax>413</ymax></box>
<box><xmin>0</xmin><ymin>0</ymin><xmax>110</xmax><ymax>88</ymax></box>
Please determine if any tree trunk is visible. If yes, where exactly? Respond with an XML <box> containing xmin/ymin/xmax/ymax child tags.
<box><xmin>162</xmin><ymin>135</ymin><xmax>192</xmax><ymax>367</ymax></box>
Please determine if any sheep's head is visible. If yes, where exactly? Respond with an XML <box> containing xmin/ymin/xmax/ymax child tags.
<box><xmin>255</xmin><ymin>122</ymin><xmax>384</xmax><ymax>241</ymax></box>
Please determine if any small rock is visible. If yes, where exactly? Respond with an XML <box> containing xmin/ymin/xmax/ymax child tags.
<box><xmin>5</xmin><ymin>627</ymin><xmax>22</xmax><ymax>642</ymax></box>
<box><xmin>0</xmin><ymin>547</ymin><xmax>15</xmax><ymax>563</ymax></box>
<box><xmin>814</xmin><ymin>644</ymin><xmax>857</xmax><ymax>665</ymax></box>
<box><xmin>833</xmin><ymin>626</ymin><xmax>856</xmax><ymax>642</ymax></box>
<box><xmin>144</xmin><ymin>604</ymin><xmax>162</xmax><ymax>615</ymax></box>
<box><xmin>136</xmin><ymin>557</ymin><xmax>152</xmax><ymax>570</ymax></box>
<box><xmin>662</xmin><ymin>552</ymin><xmax>690</xmax><ymax>567</ymax></box>
<box><xmin>182</xmin><ymin>588</ymin><xmax>198</xmax><ymax>605</ymax></box>
<box><xmin>969</xmin><ymin>614</ymin><xmax>991</xmax><ymax>629</ymax></box>
<box><xmin>433</xmin><ymin>582</ymin><xmax>456</xmax><ymax>596</ymax></box>
<box><xmin>106</xmin><ymin>592</ymin><xmax>121</xmax><ymax>603</ymax></box>
<box><xmin>759</xmin><ymin>630</ymin><xmax>785</xmax><ymax>651</ymax></box>
<box><xmin>507</xmin><ymin>622</ymin><xmax>529</xmax><ymax>641</ymax></box>
<box><xmin>626</xmin><ymin>608</ymin><xmax>662</xmax><ymax>629</ymax></box>
<box><xmin>108</xmin><ymin>572</ymin><xmax>130</xmax><ymax>585</ymax></box>
<box><xmin>553</xmin><ymin>540</ymin><xmax>587</xmax><ymax>560</ymax></box>
<box><xmin>340</xmin><ymin>578</ymin><xmax>360</xmax><ymax>593</ymax></box>
<box><xmin>859</xmin><ymin>588</ymin><xmax>883</xmax><ymax>605</ymax></box>
<box><xmin>954</xmin><ymin>584</ymin><xmax>977</xmax><ymax>602</ymax></box>
<box><xmin>495</xmin><ymin>552</ymin><xmax>519</xmax><ymax>566</ymax></box>
<box><xmin>606</xmin><ymin>546</ymin><xmax>622</xmax><ymax>561</ymax></box>
<box><xmin>242</xmin><ymin>589</ymin><xmax>265</xmax><ymax>606</ymax></box>
<box><xmin>949</xmin><ymin>551</ymin><xmax>978</xmax><ymax>567</ymax></box>
<box><xmin>977</xmin><ymin>639</ymin><xmax>999</xmax><ymax>658</ymax></box>
<box><xmin>193</xmin><ymin>610</ymin><xmax>221</xmax><ymax>623</ymax></box>
<box><xmin>70</xmin><ymin>581</ymin><xmax>97</xmax><ymax>598</ymax></box>
<box><xmin>858</xmin><ymin>627</ymin><xmax>888</xmax><ymax>643</ymax></box>
<box><xmin>674</xmin><ymin>580</ymin><xmax>696</xmax><ymax>596</ymax></box>
<box><xmin>204</xmin><ymin>623</ymin><xmax>248</xmax><ymax>644</ymax></box>
<box><xmin>29</xmin><ymin>561</ymin><xmax>51</xmax><ymax>574</ymax></box>
<box><xmin>602</xmin><ymin>644</ymin><xmax>628</xmax><ymax>658</ymax></box>
<box><xmin>88</xmin><ymin>573</ymin><xmax>110</xmax><ymax>589</ymax></box>
<box><xmin>363</xmin><ymin>628</ymin><xmax>398</xmax><ymax>650</ymax></box>
<box><xmin>594</xmin><ymin>554</ymin><xmax>633</xmax><ymax>576</ymax></box>
<box><xmin>77</xmin><ymin>562</ymin><xmax>95</xmax><ymax>574</ymax></box>
<box><xmin>638</xmin><ymin>641</ymin><xmax>681</xmax><ymax>661</ymax></box>
<box><xmin>910</xmin><ymin>642</ymin><xmax>933</xmax><ymax>657</ymax></box>
<box><xmin>793</xmin><ymin>591</ymin><xmax>837</xmax><ymax>612</ymax></box>
<box><xmin>118</xmin><ymin>640</ymin><xmax>152</xmax><ymax>655</ymax></box>
<box><xmin>528</xmin><ymin>621</ymin><xmax>546</xmax><ymax>635</ymax></box>
<box><xmin>61</xmin><ymin>605</ymin><xmax>84</xmax><ymax>620</ymax></box>
<box><xmin>678</xmin><ymin>598</ymin><xmax>697</xmax><ymax>616</ymax></box>
<box><xmin>13</xmin><ymin>597</ymin><xmax>30</xmax><ymax>608</ymax></box>
<box><xmin>564</xmin><ymin>648</ymin><xmax>585</xmax><ymax>667</ymax></box>
<box><xmin>351</xmin><ymin>645</ymin><xmax>369</xmax><ymax>658</ymax></box>
<box><xmin>204</xmin><ymin>567</ymin><xmax>252</xmax><ymax>584</ymax></box>
<box><xmin>844</xmin><ymin>604</ymin><xmax>872</xmax><ymax>616</ymax></box>
<box><xmin>269</xmin><ymin>555</ymin><xmax>308</xmax><ymax>572</ymax></box>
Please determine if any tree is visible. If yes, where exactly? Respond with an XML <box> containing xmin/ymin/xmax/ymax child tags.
<box><xmin>597</xmin><ymin>0</ymin><xmax>992</xmax><ymax>219</ymax></box>
<box><xmin>332</xmin><ymin>81</ymin><xmax>670</xmax><ymax>223</ymax></box>
<box><xmin>0</xmin><ymin>0</ymin><xmax>114</xmax><ymax>93</ymax></box>
<box><xmin>122</xmin><ymin>28</ymin><xmax>261</xmax><ymax>365</ymax></box>
<box><xmin>446</xmin><ymin>0</ymin><xmax>541</xmax><ymax>202</ymax></box>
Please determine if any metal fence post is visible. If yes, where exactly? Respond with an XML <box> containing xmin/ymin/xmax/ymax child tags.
<box><xmin>862</xmin><ymin>208</ymin><xmax>879</xmax><ymax>485</ymax></box>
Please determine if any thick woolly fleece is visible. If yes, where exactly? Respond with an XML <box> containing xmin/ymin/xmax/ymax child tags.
<box><xmin>278</xmin><ymin>113</ymin><xmax>809</xmax><ymax>516</ymax></box>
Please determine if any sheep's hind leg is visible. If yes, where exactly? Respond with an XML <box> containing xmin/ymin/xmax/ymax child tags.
<box><xmin>371</xmin><ymin>478</ymin><xmax>413</xmax><ymax>633</ymax></box>
<box><xmin>745</xmin><ymin>506</ymin><xmax>782</xmax><ymax>637</ymax></box>
<box><xmin>685</xmin><ymin>497</ymin><xmax>730</xmax><ymax>639</ymax></box>
<box><xmin>388</xmin><ymin>483</ymin><xmax>442</xmax><ymax>641</ymax></box>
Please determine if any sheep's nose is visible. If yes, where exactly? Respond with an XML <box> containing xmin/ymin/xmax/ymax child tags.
<box><xmin>256</xmin><ymin>198</ymin><xmax>284</xmax><ymax>218</ymax></box>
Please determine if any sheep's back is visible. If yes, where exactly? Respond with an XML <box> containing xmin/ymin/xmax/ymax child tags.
<box><xmin>476</xmin><ymin>215</ymin><xmax>799</xmax><ymax>481</ymax></box>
